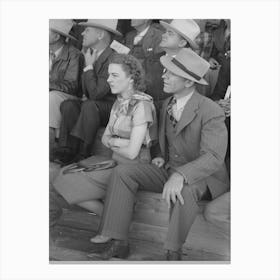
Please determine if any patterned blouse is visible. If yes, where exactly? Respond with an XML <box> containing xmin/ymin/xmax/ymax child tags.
<box><xmin>106</xmin><ymin>91</ymin><xmax>158</xmax><ymax>148</ymax></box>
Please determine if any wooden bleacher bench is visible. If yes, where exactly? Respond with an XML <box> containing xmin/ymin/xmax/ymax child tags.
<box><xmin>49</xmin><ymin>128</ymin><xmax>230</xmax><ymax>261</ymax></box>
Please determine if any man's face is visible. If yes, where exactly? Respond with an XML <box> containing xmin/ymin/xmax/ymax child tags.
<box><xmin>162</xmin><ymin>69</ymin><xmax>186</xmax><ymax>93</ymax></box>
<box><xmin>131</xmin><ymin>19</ymin><xmax>147</xmax><ymax>28</ymax></box>
<box><xmin>81</xmin><ymin>27</ymin><xmax>100</xmax><ymax>48</ymax></box>
<box><xmin>160</xmin><ymin>27</ymin><xmax>184</xmax><ymax>49</ymax></box>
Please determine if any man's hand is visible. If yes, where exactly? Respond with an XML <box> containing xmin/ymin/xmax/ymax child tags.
<box><xmin>217</xmin><ymin>98</ymin><xmax>231</xmax><ymax>117</ymax></box>
<box><xmin>83</xmin><ymin>48</ymin><xmax>98</xmax><ymax>67</ymax></box>
<box><xmin>209</xmin><ymin>57</ymin><xmax>220</xmax><ymax>70</ymax></box>
<box><xmin>162</xmin><ymin>172</ymin><xmax>185</xmax><ymax>208</ymax></box>
<box><xmin>152</xmin><ymin>157</ymin><xmax>165</xmax><ymax>168</ymax></box>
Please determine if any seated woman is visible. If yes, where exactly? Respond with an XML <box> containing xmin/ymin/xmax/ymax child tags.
<box><xmin>50</xmin><ymin>53</ymin><xmax>157</xmax><ymax>226</ymax></box>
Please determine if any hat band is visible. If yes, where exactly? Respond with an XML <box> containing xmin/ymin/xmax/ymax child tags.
<box><xmin>171</xmin><ymin>58</ymin><xmax>201</xmax><ymax>81</ymax></box>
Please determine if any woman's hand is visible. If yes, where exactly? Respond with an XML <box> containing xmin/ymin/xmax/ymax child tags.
<box><xmin>113</xmin><ymin>138</ymin><xmax>130</xmax><ymax>148</ymax></box>
<box><xmin>107</xmin><ymin>138</ymin><xmax>115</xmax><ymax>148</ymax></box>
<box><xmin>152</xmin><ymin>157</ymin><xmax>165</xmax><ymax>168</ymax></box>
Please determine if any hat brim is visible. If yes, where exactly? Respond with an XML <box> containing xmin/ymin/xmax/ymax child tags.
<box><xmin>160</xmin><ymin>55</ymin><xmax>208</xmax><ymax>85</ymax></box>
<box><xmin>78</xmin><ymin>22</ymin><xmax>122</xmax><ymax>37</ymax></box>
<box><xmin>160</xmin><ymin>21</ymin><xmax>199</xmax><ymax>50</ymax></box>
<box><xmin>50</xmin><ymin>28</ymin><xmax>77</xmax><ymax>41</ymax></box>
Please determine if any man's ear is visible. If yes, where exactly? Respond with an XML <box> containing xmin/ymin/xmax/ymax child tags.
<box><xmin>178</xmin><ymin>39</ymin><xmax>188</xmax><ymax>48</ymax></box>
<box><xmin>54</xmin><ymin>32</ymin><xmax>61</xmax><ymax>42</ymax></box>
<box><xmin>184</xmin><ymin>79</ymin><xmax>195</xmax><ymax>88</ymax></box>
<box><xmin>98</xmin><ymin>29</ymin><xmax>105</xmax><ymax>40</ymax></box>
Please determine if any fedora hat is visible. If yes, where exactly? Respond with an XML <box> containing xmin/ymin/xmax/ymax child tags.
<box><xmin>160</xmin><ymin>48</ymin><xmax>210</xmax><ymax>85</ymax></box>
<box><xmin>49</xmin><ymin>19</ymin><xmax>77</xmax><ymax>41</ymax></box>
<box><xmin>160</xmin><ymin>19</ymin><xmax>200</xmax><ymax>50</ymax></box>
<box><xmin>78</xmin><ymin>19</ymin><xmax>122</xmax><ymax>37</ymax></box>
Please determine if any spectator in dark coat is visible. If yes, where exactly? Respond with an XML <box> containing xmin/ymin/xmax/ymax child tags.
<box><xmin>53</xmin><ymin>19</ymin><xmax>122</xmax><ymax>164</ymax></box>
<box><xmin>49</xmin><ymin>19</ymin><xmax>83</xmax><ymax>152</ymax></box>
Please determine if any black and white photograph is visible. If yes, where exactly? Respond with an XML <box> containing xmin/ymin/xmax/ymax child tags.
<box><xmin>1</xmin><ymin>0</ymin><xmax>280</xmax><ymax>279</ymax></box>
<box><xmin>49</xmin><ymin>18</ymin><xmax>231</xmax><ymax>262</ymax></box>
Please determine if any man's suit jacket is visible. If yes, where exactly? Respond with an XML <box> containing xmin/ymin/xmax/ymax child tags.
<box><xmin>159</xmin><ymin>90</ymin><xmax>230</xmax><ymax>199</ymax></box>
<box><xmin>125</xmin><ymin>25</ymin><xmax>167</xmax><ymax>103</ymax></box>
<box><xmin>82</xmin><ymin>46</ymin><xmax>115</xmax><ymax>101</ymax></box>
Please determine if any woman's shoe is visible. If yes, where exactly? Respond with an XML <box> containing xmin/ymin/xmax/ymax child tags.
<box><xmin>97</xmin><ymin>240</ymin><xmax>129</xmax><ymax>260</ymax></box>
<box><xmin>90</xmin><ymin>235</ymin><xmax>112</xmax><ymax>243</ymax></box>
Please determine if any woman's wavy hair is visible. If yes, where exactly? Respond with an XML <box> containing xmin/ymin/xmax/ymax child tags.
<box><xmin>109</xmin><ymin>53</ymin><xmax>146</xmax><ymax>91</ymax></box>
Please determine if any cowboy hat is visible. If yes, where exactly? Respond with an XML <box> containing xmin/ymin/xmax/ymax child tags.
<box><xmin>78</xmin><ymin>19</ymin><xmax>122</xmax><ymax>37</ymax></box>
<box><xmin>49</xmin><ymin>19</ymin><xmax>77</xmax><ymax>41</ymax></box>
<box><xmin>160</xmin><ymin>48</ymin><xmax>210</xmax><ymax>85</ymax></box>
<box><xmin>160</xmin><ymin>19</ymin><xmax>200</xmax><ymax>50</ymax></box>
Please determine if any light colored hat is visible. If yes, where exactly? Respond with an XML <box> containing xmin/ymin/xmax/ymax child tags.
<box><xmin>78</xmin><ymin>19</ymin><xmax>122</xmax><ymax>37</ymax></box>
<box><xmin>160</xmin><ymin>48</ymin><xmax>210</xmax><ymax>85</ymax></box>
<box><xmin>49</xmin><ymin>19</ymin><xmax>77</xmax><ymax>41</ymax></box>
<box><xmin>160</xmin><ymin>19</ymin><xmax>200</xmax><ymax>50</ymax></box>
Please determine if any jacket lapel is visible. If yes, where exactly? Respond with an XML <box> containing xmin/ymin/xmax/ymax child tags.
<box><xmin>141</xmin><ymin>26</ymin><xmax>154</xmax><ymax>44</ymax></box>
<box><xmin>159</xmin><ymin>97</ymin><xmax>171</xmax><ymax>157</ymax></box>
<box><xmin>175</xmin><ymin>91</ymin><xmax>200</xmax><ymax>136</ymax></box>
<box><xmin>94</xmin><ymin>46</ymin><xmax>112</xmax><ymax>74</ymax></box>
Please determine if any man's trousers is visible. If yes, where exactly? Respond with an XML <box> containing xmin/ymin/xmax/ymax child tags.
<box><xmin>99</xmin><ymin>163</ymin><xmax>208</xmax><ymax>251</ymax></box>
<box><xmin>59</xmin><ymin>99</ymin><xmax>113</xmax><ymax>150</ymax></box>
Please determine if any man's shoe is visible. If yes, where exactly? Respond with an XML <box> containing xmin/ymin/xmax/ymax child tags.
<box><xmin>87</xmin><ymin>239</ymin><xmax>114</xmax><ymax>255</ymax></box>
<box><xmin>166</xmin><ymin>250</ymin><xmax>182</xmax><ymax>261</ymax></box>
<box><xmin>88</xmin><ymin>240</ymin><xmax>129</xmax><ymax>260</ymax></box>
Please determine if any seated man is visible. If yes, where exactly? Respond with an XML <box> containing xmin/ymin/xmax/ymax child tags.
<box><xmin>49</xmin><ymin>19</ymin><xmax>83</xmax><ymax>150</ymax></box>
<box><xmin>54</xmin><ymin>19</ymin><xmax>122</xmax><ymax>164</ymax></box>
<box><xmin>90</xmin><ymin>48</ymin><xmax>230</xmax><ymax>260</ymax></box>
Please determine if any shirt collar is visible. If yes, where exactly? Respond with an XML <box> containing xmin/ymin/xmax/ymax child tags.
<box><xmin>136</xmin><ymin>25</ymin><xmax>150</xmax><ymax>38</ymax></box>
<box><xmin>97</xmin><ymin>48</ymin><xmax>105</xmax><ymax>59</ymax></box>
<box><xmin>165</xmin><ymin>53</ymin><xmax>177</xmax><ymax>58</ymax></box>
<box><xmin>175</xmin><ymin>89</ymin><xmax>195</xmax><ymax>111</ymax></box>
<box><xmin>54</xmin><ymin>45</ymin><xmax>63</xmax><ymax>58</ymax></box>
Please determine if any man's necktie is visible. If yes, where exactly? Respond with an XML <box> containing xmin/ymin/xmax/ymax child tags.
<box><xmin>167</xmin><ymin>97</ymin><xmax>177</xmax><ymax>128</ymax></box>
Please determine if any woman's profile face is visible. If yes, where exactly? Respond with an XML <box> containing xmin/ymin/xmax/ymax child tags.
<box><xmin>107</xmin><ymin>63</ymin><xmax>133</xmax><ymax>95</ymax></box>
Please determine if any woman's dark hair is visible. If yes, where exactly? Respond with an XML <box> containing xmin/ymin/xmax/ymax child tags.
<box><xmin>109</xmin><ymin>53</ymin><xmax>146</xmax><ymax>91</ymax></box>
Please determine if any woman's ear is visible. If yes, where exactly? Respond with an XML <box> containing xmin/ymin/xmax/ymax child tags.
<box><xmin>128</xmin><ymin>77</ymin><xmax>134</xmax><ymax>90</ymax></box>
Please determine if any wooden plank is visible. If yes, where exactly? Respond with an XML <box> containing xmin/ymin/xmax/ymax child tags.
<box><xmin>133</xmin><ymin>209</ymin><xmax>169</xmax><ymax>227</ymax></box>
<box><xmin>49</xmin><ymin>162</ymin><xmax>60</xmax><ymax>183</ymax></box>
<box><xmin>129</xmin><ymin>222</ymin><xmax>168</xmax><ymax>243</ymax></box>
<box><xmin>57</xmin><ymin>209</ymin><xmax>100</xmax><ymax>232</ymax></box>
<box><xmin>50</xmin><ymin>226</ymin><xmax>166</xmax><ymax>261</ymax></box>
<box><xmin>184</xmin><ymin>215</ymin><xmax>230</xmax><ymax>257</ymax></box>
<box><xmin>130</xmin><ymin>216</ymin><xmax>230</xmax><ymax>258</ymax></box>
<box><xmin>55</xmin><ymin>207</ymin><xmax>230</xmax><ymax>257</ymax></box>
<box><xmin>50</xmin><ymin>225</ymin><xmax>228</xmax><ymax>262</ymax></box>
